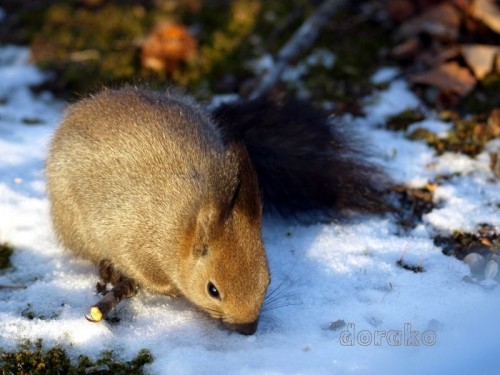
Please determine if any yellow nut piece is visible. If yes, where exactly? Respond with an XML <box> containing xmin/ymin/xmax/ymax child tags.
<box><xmin>85</xmin><ymin>306</ymin><xmax>103</xmax><ymax>322</ymax></box>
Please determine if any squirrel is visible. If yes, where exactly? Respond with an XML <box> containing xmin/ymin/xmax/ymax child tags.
<box><xmin>46</xmin><ymin>87</ymin><xmax>387</xmax><ymax>335</ymax></box>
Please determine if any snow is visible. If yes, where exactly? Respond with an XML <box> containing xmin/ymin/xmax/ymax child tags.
<box><xmin>364</xmin><ymin>79</ymin><xmax>421</xmax><ymax>124</ymax></box>
<box><xmin>248</xmin><ymin>49</ymin><xmax>336</xmax><ymax>100</ymax></box>
<box><xmin>1</xmin><ymin>46</ymin><xmax>500</xmax><ymax>374</ymax></box>
<box><xmin>371</xmin><ymin>67</ymin><xmax>399</xmax><ymax>84</ymax></box>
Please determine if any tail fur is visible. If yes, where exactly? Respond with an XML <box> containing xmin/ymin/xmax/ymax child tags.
<box><xmin>212</xmin><ymin>94</ymin><xmax>389</xmax><ymax>219</ymax></box>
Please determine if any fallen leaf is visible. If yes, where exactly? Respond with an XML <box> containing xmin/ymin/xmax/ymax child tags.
<box><xmin>436</xmin><ymin>46</ymin><xmax>462</xmax><ymax>63</ymax></box>
<box><xmin>472</xmin><ymin>0</ymin><xmax>500</xmax><ymax>33</ymax></box>
<box><xmin>490</xmin><ymin>151</ymin><xmax>500</xmax><ymax>177</ymax></box>
<box><xmin>425</xmin><ymin>183</ymin><xmax>438</xmax><ymax>192</ymax></box>
<box><xmin>141</xmin><ymin>23</ymin><xmax>197</xmax><ymax>74</ymax></box>
<box><xmin>452</xmin><ymin>0</ymin><xmax>474</xmax><ymax>12</ymax></box>
<box><xmin>487</xmin><ymin>109</ymin><xmax>500</xmax><ymax>137</ymax></box>
<box><xmin>410</xmin><ymin>62</ymin><xmax>477</xmax><ymax>97</ymax></box>
<box><xmin>391</xmin><ymin>37</ymin><xmax>421</xmax><ymax>59</ymax></box>
<box><xmin>396</xmin><ymin>3</ymin><xmax>462</xmax><ymax>41</ymax></box>
<box><xmin>78</xmin><ymin>0</ymin><xmax>105</xmax><ymax>8</ymax></box>
<box><xmin>386</xmin><ymin>0</ymin><xmax>416</xmax><ymax>23</ymax></box>
<box><xmin>480</xmin><ymin>238</ymin><xmax>492</xmax><ymax>246</ymax></box>
<box><xmin>462</xmin><ymin>44</ymin><xmax>500</xmax><ymax>79</ymax></box>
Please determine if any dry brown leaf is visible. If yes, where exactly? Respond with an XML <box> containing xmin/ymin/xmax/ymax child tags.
<box><xmin>479</xmin><ymin>238</ymin><xmax>492</xmax><ymax>246</ymax></box>
<box><xmin>141</xmin><ymin>23</ymin><xmax>197</xmax><ymax>74</ymax></box>
<box><xmin>436</xmin><ymin>46</ymin><xmax>462</xmax><ymax>63</ymax></box>
<box><xmin>472</xmin><ymin>0</ymin><xmax>500</xmax><ymax>33</ymax></box>
<box><xmin>487</xmin><ymin>109</ymin><xmax>500</xmax><ymax>137</ymax></box>
<box><xmin>410</xmin><ymin>62</ymin><xmax>477</xmax><ymax>97</ymax></box>
<box><xmin>386</xmin><ymin>0</ymin><xmax>416</xmax><ymax>22</ymax></box>
<box><xmin>462</xmin><ymin>44</ymin><xmax>500</xmax><ymax>79</ymax></box>
<box><xmin>396</xmin><ymin>3</ymin><xmax>462</xmax><ymax>41</ymax></box>
<box><xmin>425</xmin><ymin>182</ymin><xmax>438</xmax><ymax>192</ymax></box>
<box><xmin>77</xmin><ymin>0</ymin><xmax>105</xmax><ymax>7</ymax></box>
<box><xmin>480</xmin><ymin>238</ymin><xmax>493</xmax><ymax>246</ymax></box>
<box><xmin>490</xmin><ymin>151</ymin><xmax>500</xmax><ymax>177</ymax></box>
<box><xmin>391</xmin><ymin>37</ymin><xmax>421</xmax><ymax>59</ymax></box>
<box><xmin>452</xmin><ymin>0</ymin><xmax>474</xmax><ymax>12</ymax></box>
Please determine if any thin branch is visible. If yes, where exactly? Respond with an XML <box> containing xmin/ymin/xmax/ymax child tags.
<box><xmin>0</xmin><ymin>284</ymin><xmax>27</xmax><ymax>289</ymax></box>
<box><xmin>249</xmin><ymin>0</ymin><xmax>348</xmax><ymax>99</ymax></box>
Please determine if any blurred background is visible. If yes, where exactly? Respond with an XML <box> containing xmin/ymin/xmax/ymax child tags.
<box><xmin>0</xmin><ymin>0</ymin><xmax>498</xmax><ymax>120</ymax></box>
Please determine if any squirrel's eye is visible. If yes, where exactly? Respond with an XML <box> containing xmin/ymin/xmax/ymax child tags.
<box><xmin>207</xmin><ymin>282</ymin><xmax>220</xmax><ymax>299</ymax></box>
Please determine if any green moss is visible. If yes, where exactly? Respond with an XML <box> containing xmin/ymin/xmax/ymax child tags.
<box><xmin>393</xmin><ymin>184</ymin><xmax>436</xmax><ymax>230</ymax></box>
<box><xmin>408</xmin><ymin>128</ymin><xmax>438</xmax><ymax>144</ymax></box>
<box><xmin>174</xmin><ymin>0</ymin><xmax>262</xmax><ymax>91</ymax></box>
<box><xmin>30</xmin><ymin>2</ymin><xmax>156</xmax><ymax>96</ymax></box>
<box><xmin>2</xmin><ymin>1</ymin><xmax>398</xmax><ymax>106</ymax></box>
<box><xmin>434</xmin><ymin>224</ymin><xmax>499</xmax><ymax>260</ymax></box>
<box><xmin>0</xmin><ymin>242</ymin><xmax>14</xmax><ymax>270</ymax></box>
<box><xmin>408</xmin><ymin>112</ymin><xmax>496</xmax><ymax>157</ymax></box>
<box><xmin>0</xmin><ymin>339</ymin><xmax>153</xmax><ymax>374</ymax></box>
<box><xmin>0</xmin><ymin>339</ymin><xmax>71</xmax><ymax>374</ymax></box>
<box><xmin>386</xmin><ymin>109</ymin><xmax>425</xmax><ymax>131</ymax></box>
<box><xmin>301</xmin><ymin>7</ymin><xmax>394</xmax><ymax>112</ymax></box>
<box><xmin>4</xmin><ymin>0</ymin><xmax>270</xmax><ymax>98</ymax></box>
<box><xmin>461</xmin><ymin>72</ymin><xmax>500</xmax><ymax>115</ymax></box>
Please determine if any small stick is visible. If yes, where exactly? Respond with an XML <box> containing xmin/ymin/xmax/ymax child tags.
<box><xmin>85</xmin><ymin>259</ymin><xmax>138</xmax><ymax>322</ymax></box>
<box><xmin>0</xmin><ymin>284</ymin><xmax>27</xmax><ymax>289</ymax></box>
<box><xmin>86</xmin><ymin>277</ymin><xmax>137</xmax><ymax>322</ymax></box>
<box><xmin>249</xmin><ymin>0</ymin><xmax>348</xmax><ymax>99</ymax></box>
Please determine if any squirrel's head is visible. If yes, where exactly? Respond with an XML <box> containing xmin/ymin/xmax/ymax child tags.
<box><xmin>179</xmin><ymin>146</ymin><xmax>270</xmax><ymax>335</ymax></box>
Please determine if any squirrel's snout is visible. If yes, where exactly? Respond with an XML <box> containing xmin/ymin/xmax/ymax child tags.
<box><xmin>231</xmin><ymin>319</ymin><xmax>259</xmax><ymax>335</ymax></box>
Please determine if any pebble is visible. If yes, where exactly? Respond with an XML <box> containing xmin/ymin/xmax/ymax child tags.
<box><xmin>463</xmin><ymin>253</ymin><xmax>485</xmax><ymax>274</ymax></box>
<box><xmin>484</xmin><ymin>260</ymin><xmax>499</xmax><ymax>280</ymax></box>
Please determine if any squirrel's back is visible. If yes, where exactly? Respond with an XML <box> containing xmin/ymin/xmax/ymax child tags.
<box><xmin>47</xmin><ymin>88</ymin><xmax>235</xmax><ymax>259</ymax></box>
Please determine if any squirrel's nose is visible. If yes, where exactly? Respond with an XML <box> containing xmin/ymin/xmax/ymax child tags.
<box><xmin>231</xmin><ymin>319</ymin><xmax>259</xmax><ymax>335</ymax></box>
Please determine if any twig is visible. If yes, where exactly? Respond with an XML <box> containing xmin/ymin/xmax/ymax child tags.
<box><xmin>0</xmin><ymin>284</ymin><xmax>27</xmax><ymax>289</ymax></box>
<box><xmin>249</xmin><ymin>0</ymin><xmax>348</xmax><ymax>99</ymax></box>
<box><xmin>85</xmin><ymin>277</ymin><xmax>137</xmax><ymax>322</ymax></box>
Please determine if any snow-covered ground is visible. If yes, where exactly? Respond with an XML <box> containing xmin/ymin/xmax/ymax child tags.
<box><xmin>0</xmin><ymin>46</ymin><xmax>499</xmax><ymax>374</ymax></box>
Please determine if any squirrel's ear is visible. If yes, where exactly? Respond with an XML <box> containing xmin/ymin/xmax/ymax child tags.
<box><xmin>225</xmin><ymin>142</ymin><xmax>262</xmax><ymax>220</ymax></box>
<box><xmin>192</xmin><ymin>204</ymin><xmax>218</xmax><ymax>258</ymax></box>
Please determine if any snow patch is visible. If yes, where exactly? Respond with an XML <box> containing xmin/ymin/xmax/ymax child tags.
<box><xmin>1</xmin><ymin>46</ymin><xmax>499</xmax><ymax>374</ymax></box>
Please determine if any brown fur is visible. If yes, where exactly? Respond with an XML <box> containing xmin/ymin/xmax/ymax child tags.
<box><xmin>46</xmin><ymin>88</ymin><xmax>270</xmax><ymax>335</ymax></box>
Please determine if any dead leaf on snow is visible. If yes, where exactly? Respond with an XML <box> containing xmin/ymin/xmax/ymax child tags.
<box><xmin>490</xmin><ymin>151</ymin><xmax>500</xmax><ymax>178</ymax></box>
<box><xmin>488</xmin><ymin>108</ymin><xmax>500</xmax><ymax>137</ymax></box>
<box><xmin>396</xmin><ymin>3</ymin><xmax>462</xmax><ymax>41</ymax></box>
<box><xmin>480</xmin><ymin>238</ymin><xmax>493</xmax><ymax>246</ymax></box>
<box><xmin>462</xmin><ymin>44</ymin><xmax>500</xmax><ymax>79</ymax></box>
<box><xmin>472</xmin><ymin>0</ymin><xmax>500</xmax><ymax>34</ymax></box>
<box><xmin>410</xmin><ymin>62</ymin><xmax>477</xmax><ymax>97</ymax></box>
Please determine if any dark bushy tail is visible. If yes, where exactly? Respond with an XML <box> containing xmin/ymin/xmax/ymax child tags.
<box><xmin>212</xmin><ymin>94</ymin><xmax>389</xmax><ymax>219</ymax></box>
